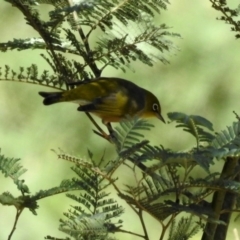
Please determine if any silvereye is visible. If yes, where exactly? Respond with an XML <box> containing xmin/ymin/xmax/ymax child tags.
<box><xmin>39</xmin><ymin>77</ymin><xmax>165</xmax><ymax>124</ymax></box>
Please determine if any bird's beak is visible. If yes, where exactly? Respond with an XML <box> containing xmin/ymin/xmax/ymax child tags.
<box><xmin>157</xmin><ymin>113</ymin><xmax>166</xmax><ymax>123</ymax></box>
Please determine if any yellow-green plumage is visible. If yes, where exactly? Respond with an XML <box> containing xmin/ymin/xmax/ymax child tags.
<box><xmin>39</xmin><ymin>77</ymin><xmax>165</xmax><ymax>123</ymax></box>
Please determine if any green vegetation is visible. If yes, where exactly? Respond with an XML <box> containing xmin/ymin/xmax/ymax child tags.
<box><xmin>0</xmin><ymin>1</ymin><xmax>240</xmax><ymax>240</ymax></box>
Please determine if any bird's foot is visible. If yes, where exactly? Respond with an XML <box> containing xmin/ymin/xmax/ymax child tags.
<box><xmin>93</xmin><ymin>129</ymin><xmax>117</xmax><ymax>143</ymax></box>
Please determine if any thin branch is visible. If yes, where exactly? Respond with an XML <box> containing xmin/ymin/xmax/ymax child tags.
<box><xmin>8</xmin><ymin>208</ymin><xmax>24</xmax><ymax>240</ymax></box>
<box><xmin>0</xmin><ymin>78</ymin><xmax>63</xmax><ymax>91</ymax></box>
<box><xmin>139</xmin><ymin>209</ymin><xmax>149</xmax><ymax>240</ymax></box>
<box><xmin>84</xmin><ymin>112</ymin><xmax>114</xmax><ymax>142</ymax></box>
<box><xmin>11</xmin><ymin>2</ymin><xmax>66</xmax><ymax>79</ymax></box>
<box><xmin>210</xmin><ymin>0</ymin><xmax>240</xmax><ymax>34</ymax></box>
<box><xmin>68</xmin><ymin>0</ymin><xmax>101</xmax><ymax>77</ymax></box>
<box><xmin>115</xmin><ymin>228</ymin><xmax>146</xmax><ymax>239</ymax></box>
<box><xmin>159</xmin><ymin>213</ymin><xmax>178</xmax><ymax>240</ymax></box>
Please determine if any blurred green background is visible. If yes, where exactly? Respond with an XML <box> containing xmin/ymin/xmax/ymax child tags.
<box><xmin>0</xmin><ymin>1</ymin><xmax>240</xmax><ymax>239</ymax></box>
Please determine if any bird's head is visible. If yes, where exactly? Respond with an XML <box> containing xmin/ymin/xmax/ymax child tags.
<box><xmin>142</xmin><ymin>90</ymin><xmax>165</xmax><ymax>123</ymax></box>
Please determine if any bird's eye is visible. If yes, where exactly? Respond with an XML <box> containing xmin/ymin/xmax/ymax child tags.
<box><xmin>152</xmin><ymin>103</ymin><xmax>159</xmax><ymax>112</ymax></box>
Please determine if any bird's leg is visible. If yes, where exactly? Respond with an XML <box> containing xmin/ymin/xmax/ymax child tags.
<box><xmin>85</xmin><ymin>113</ymin><xmax>112</xmax><ymax>142</ymax></box>
<box><xmin>103</xmin><ymin>121</ymin><xmax>118</xmax><ymax>143</ymax></box>
<box><xmin>105</xmin><ymin>122</ymin><xmax>114</xmax><ymax>135</ymax></box>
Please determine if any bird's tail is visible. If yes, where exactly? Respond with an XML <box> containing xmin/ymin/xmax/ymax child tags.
<box><xmin>38</xmin><ymin>91</ymin><xmax>63</xmax><ymax>105</ymax></box>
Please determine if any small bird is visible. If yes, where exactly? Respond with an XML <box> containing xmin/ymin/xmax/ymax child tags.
<box><xmin>39</xmin><ymin>77</ymin><xmax>165</xmax><ymax>136</ymax></box>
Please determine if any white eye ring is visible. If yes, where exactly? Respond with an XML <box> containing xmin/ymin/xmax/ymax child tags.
<box><xmin>152</xmin><ymin>103</ymin><xmax>159</xmax><ymax>112</ymax></box>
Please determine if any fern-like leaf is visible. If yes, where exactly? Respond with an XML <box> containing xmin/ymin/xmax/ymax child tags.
<box><xmin>167</xmin><ymin>216</ymin><xmax>202</xmax><ymax>240</ymax></box>
<box><xmin>114</xmin><ymin>117</ymin><xmax>154</xmax><ymax>152</ymax></box>
<box><xmin>52</xmin><ymin>152</ymin><xmax>124</xmax><ymax>238</ymax></box>
<box><xmin>137</xmin><ymin>145</ymin><xmax>214</xmax><ymax>173</ymax></box>
<box><xmin>210</xmin><ymin>121</ymin><xmax>240</xmax><ymax>158</ymax></box>
<box><xmin>168</xmin><ymin>112</ymin><xmax>215</xmax><ymax>147</ymax></box>
<box><xmin>59</xmin><ymin>212</ymin><xmax>119</xmax><ymax>240</ymax></box>
<box><xmin>0</xmin><ymin>64</ymin><xmax>63</xmax><ymax>89</ymax></box>
<box><xmin>0</xmin><ymin>151</ymin><xmax>29</xmax><ymax>194</ymax></box>
<box><xmin>32</xmin><ymin>179</ymin><xmax>85</xmax><ymax>201</ymax></box>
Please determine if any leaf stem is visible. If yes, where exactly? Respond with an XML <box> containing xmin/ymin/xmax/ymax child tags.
<box><xmin>8</xmin><ymin>208</ymin><xmax>24</xmax><ymax>240</ymax></box>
